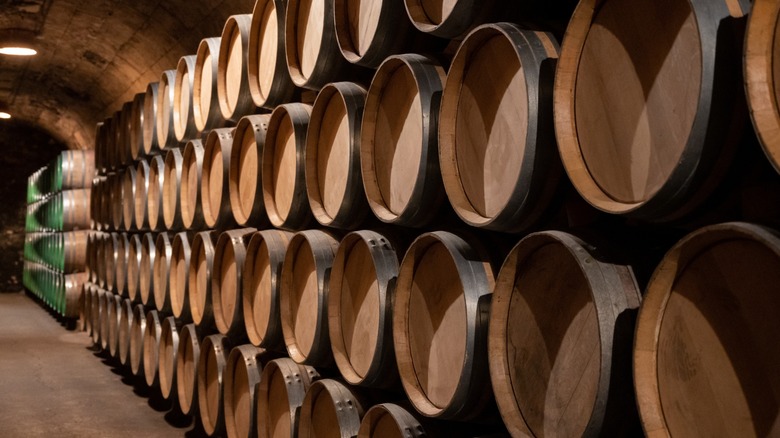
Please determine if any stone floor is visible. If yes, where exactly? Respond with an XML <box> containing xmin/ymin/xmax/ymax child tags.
<box><xmin>0</xmin><ymin>292</ymin><xmax>199</xmax><ymax>437</ymax></box>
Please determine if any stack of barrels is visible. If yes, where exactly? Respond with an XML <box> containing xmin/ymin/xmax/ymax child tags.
<box><xmin>23</xmin><ymin>150</ymin><xmax>93</xmax><ymax>320</ymax></box>
<box><xmin>32</xmin><ymin>0</ymin><xmax>780</xmax><ymax>436</ymax></box>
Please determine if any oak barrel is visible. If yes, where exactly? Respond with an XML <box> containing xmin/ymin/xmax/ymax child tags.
<box><xmin>439</xmin><ymin>24</ymin><xmax>561</xmax><ymax>232</ymax></box>
<box><xmin>125</xmin><ymin>234</ymin><xmax>143</xmax><ymax>303</ymax></box>
<box><xmin>190</xmin><ymin>231</ymin><xmax>220</xmax><ymax>331</ymax></box>
<box><xmin>122</xmin><ymin>165</ymin><xmax>137</xmax><ymax>232</ymax></box>
<box><xmin>156</xmin><ymin>69</ymin><xmax>179</xmax><ymax>149</ymax></box>
<box><xmin>129</xmin><ymin>303</ymin><xmax>148</xmax><ymax>377</ymax></box>
<box><xmin>248</xmin><ymin>0</ymin><xmax>296</xmax><ymax>109</ymax></box>
<box><xmin>111</xmin><ymin>232</ymin><xmax>129</xmax><ymax>297</ymax></box>
<box><xmin>197</xmin><ymin>333</ymin><xmax>233</xmax><ymax>436</ymax></box>
<box><xmin>181</xmin><ymin>139</ymin><xmax>207</xmax><ymax>230</ymax></box>
<box><xmin>361</xmin><ymin>54</ymin><xmax>446</xmax><ymax>227</ymax></box>
<box><xmin>173</xmin><ymin>55</ymin><xmax>198</xmax><ymax>143</ymax></box>
<box><xmin>146</xmin><ymin>155</ymin><xmax>166</xmax><ymax>231</ymax></box>
<box><xmin>298</xmin><ymin>379</ymin><xmax>366</xmax><ymax>438</ymax></box>
<box><xmin>634</xmin><ymin>222</ymin><xmax>780</xmax><ymax>437</ymax></box>
<box><xmin>393</xmin><ymin>231</ymin><xmax>494</xmax><ymax>420</ymax></box>
<box><xmin>170</xmin><ymin>232</ymin><xmax>194</xmax><ymax>321</ymax></box>
<box><xmin>134</xmin><ymin>158</ymin><xmax>151</xmax><ymax>231</ymax></box>
<box><xmin>489</xmin><ymin>231</ymin><xmax>641</xmax><ymax>437</ymax></box>
<box><xmin>256</xmin><ymin>357</ymin><xmax>319</xmax><ymax>438</ymax></box>
<box><xmin>158</xmin><ymin>316</ymin><xmax>181</xmax><ymax>402</ymax></box>
<box><xmin>143</xmin><ymin>309</ymin><xmax>163</xmax><ymax>388</ymax></box>
<box><xmin>176</xmin><ymin>323</ymin><xmax>201</xmax><ymax>416</ymax></box>
<box><xmin>138</xmin><ymin>232</ymin><xmax>158</xmax><ymax>307</ymax></box>
<box><xmin>202</xmin><ymin>128</ymin><xmax>237</xmax><ymax>229</ymax></box>
<box><xmin>103</xmin><ymin>232</ymin><xmax>119</xmax><ymax>292</ymax></box>
<box><xmin>243</xmin><ymin>229</ymin><xmax>293</xmax><ymax>349</ymax></box>
<box><xmin>745</xmin><ymin>0</ymin><xmax>780</xmax><ymax>173</ymax></box>
<box><xmin>152</xmin><ymin>232</ymin><xmax>174</xmax><ymax>314</ymax></box>
<box><xmin>404</xmin><ymin>0</ymin><xmax>494</xmax><ymax>38</ymax></box>
<box><xmin>105</xmin><ymin>283</ymin><xmax>120</xmax><ymax>349</ymax></box>
<box><xmin>358</xmin><ymin>403</ymin><xmax>430</xmax><ymax>438</ymax></box>
<box><xmin>62</xmin><ymin>230</ymin><xmax>89</xmax><ymax>274</ymax></box>
<box><xmin>163</xmin><ymin>148</ymin><xmax>185</xmax><ymax>231</ymax></box>
<box><xmin>218</xmin><ymin>14</ymin><xmax>256</xmax><ymax>122</ymax></box>
<box><xmin>142</xmin><ymin>81</ymin><xmax>161</xmax><ymax>156</ymax></box>
<box><xmin>193</xmin><ymin>37</ymin><xmax>224</xmax><ymax>133</ymax></box>
<box><xmin>117</xmin><ymin>298</ymin><xmax>134</xmax><ymax>366</ymax></box>
<box><xmin>305</xmin><ymin>82</ymin><xmax>369</xmax><ymax>229</ymax></box>
<box><xmin>110</xmin><ymin>171</ymin><xmax>125</xmax><ymax>231</ymax></box>
<box><xmin>229</xmin><ymin>114</ymin><xmax>271</xmax><ymax>227</ymax></box>
<box><xmin>223</xmin><ymin>344</ymin><xmax>264</xmax><ymax>438</ymax></box>
<box><xmin>328</xmin><ymin>230</ymin><xmax>401</xmax><ymax>388</ymax></box>
<box><xmin>213</xmin><ymin>228</ymin><xmax>257</xmax><ymax>339</ymax></box>
<box><xmin>129</xmin><ymin>92</ymin><xmax>146</xmax><ymax>161</ymax></box>
<box><xmin>285</xmin><ymin>0</ymin><xmax>350</xmax><ymax>90</ymax></box>
<box><xmin>554</xmin><ymin>0</ymin><xmax>749</xmax><ymax>219</ymax></box>
<box><xmin>262</xmin><ymin>103</ymin><xmax>314</xmax><ymax>230</ymax></box>
<box><xmin>62</xmin><ymin>189</ymin><xmax>91</xmax><ymax>231</ymax></box>
<box><xmin>280</xmin><ymin>230</ymin><xmax>340</xmax><ymax>366</ymax></box>
<box><xmin>60</xmin><ymin>150</ymin><xmax>96</xmax><ymax>190</ymax></box>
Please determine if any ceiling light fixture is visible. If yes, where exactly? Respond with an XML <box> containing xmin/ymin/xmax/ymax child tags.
<box><xmin>0</xmin><ymin>112</ymin><xmax>11</xmax><ymax>120</ymax></box>
<box><xmin>0</xmin><ymin>29</ymin><xmax>38</xmax><ymax>57</ymax></box>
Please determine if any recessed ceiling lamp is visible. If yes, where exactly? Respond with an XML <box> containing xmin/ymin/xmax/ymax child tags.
<box><xmin>0</xmin><ymin>29</ymin><xmax>37</xmax><ymax>56</ymax></box>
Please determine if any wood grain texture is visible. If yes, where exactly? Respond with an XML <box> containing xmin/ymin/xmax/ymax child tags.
<box><xmin>305</xmin><ymin>82</ymin><xmax>368</xmax><ymax>229</ymax></box>
<box><xmin>193</xmin><ymin>38</ymin><xmax>223</xmax><ymax>133</ymax></box>
<box><xmin>249</xmin><ymin>0</ymin><xmax>296</xmax><ymax>109</ymax></box>
<box><xmin>256</xmin><ymin>358</ymin><xmax>319</xmax><ymax>438</ymax></box>
<box><xmin>189</xmin><ymin>231</ymin><xmax>219</xmax><ymax>330</ymax></box>
<box><xmin>181</xmin><ymin>139</ymin><xmax>206</xmax><ymax>230</ymax></box>
<box><xmin>361</xmin><ymin>54</ymin><xmax>446</xmax><ymax>227</ymax></box>
<box><xmin>229</xmin><ymin>114</ymin><xmax>271</xmax><ymax>226</ymax></box>
<box><xmin>635</xmin><ymin>223</ymin><xmax>780</xmax><ymax>438</ymax></box>
<box><xmin>175</xmin><ymin>323</ymin><xmax>200</xmax><ymax>416</ymax></box>
<box><xmin>212</xmin><ymin>228</ymin><xmax>256</xmax><ymax>338</ymax></box>
<box><xmin>146</xmin><ymin>155</ymin><xmax>166</xmax><ymax>232</ymax></box>
<box><xmin>745</xmin><ymin>0</ymin><xmax>780</xmax><ymax>173</ymax></box>
<box><xmin>169</xmin><ymin>232</ymin><xmax>192</xmax><ymax>321</ymax></box>
<box><xmin>158</xmin><ymin>316</ymin><xmax>180</xmax><ymax>401</ymax></box>
<box><xmin>358</xmin><ymin>404</ymin><xmax>427</xmax><ymax>438</ymax></box>
<box><xmin>218</xmin><ymin>14</ymin><xmax>255</xmax><ymax>122</ymax></box>
<box><xmin>142</xmin><ymin>82</ymin><xmax>160</xmax><ymax>155</ymax></box>
<box><xmin>173</xmin><ymin>55</ymin><xmax>198</xmax><ymax>143</ymax></box>
<box><xmin>162</xmin><ymin>148</ymin><xmax>185</xmax><ymax>230</ymax></box>
<box><xmin>138</xmin><ymin>233</ymin><xmax>157</xmax><ymax>307</ymax></box>
<box><xmin>142</xmin><ymin>310</ymin><xmax>162</xmax><ymax>387</ymax></box>
<box><xmin>298</xmin><ymin>379</ymin><xmax>365</xmax><ymax>438</ymax></box>
<box><xmin>152</xmin><ymin>232</ymin><xmax>173</xmax><ymax>314</ymax></box>
<box><xmin>334</xmin><ymin>0</ymin><xmax>414</xmax><ymax>67</ymax></box>
<box><xmin>440</xmin><ymin>24</ymin><xmax>560</xmax><ymax>232</ymax></box>
<box><xmin>202</xmin><ymin>128</ymin><xmax>237</xmax><ymax>229</ymax></box>
<box><xmin>404</xmin><ymin>0</ymin><xmax>489</xmax><ymax>38</ymax></box>
<box><xmin>134</xmin><ymin>159</ymin><xmax>150</xmax><ymax>231</ymax></box>
<box><xmin>197</xmin><ymin>334</ymin><xmax>231</xmax><ymax>436</ymax></box>
<box><xmin>223</xmin><ymin>344</ymin><xmax>263</xmax><ymax>438</ymax></box>
<box><xmin>156</xmin><ymin>69</ymin><xmax>179</xmax><ymax>149</ymax></box>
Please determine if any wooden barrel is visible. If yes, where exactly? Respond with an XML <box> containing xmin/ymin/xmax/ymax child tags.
<box><xmin>95</xmin><ymin>121</ymin><xmax>108</xmax><ymax>175</ymax></box>
<box><xmin>745</xmin><ymin>0</ymin><xmax>780</xmax><ymax>174</ymax></box>
<box><xmin>153</xmin><ymin>232</ymin><xmax>174</xmax><ymax>314</ymax></box>
<box><xmin>248</xmin><ymin>0</ymin><xmax>296</xmax><ymax>109</ymax></box>
<box><xmin>64</xmin><ymin>272</ymin><xmax>88</xmax><ymax>320</ymax></box>
<box><xmin>158</xmin><ymin>316</ymin><xmax>181</xmax><ymax>402</ymax></box>
<box><xmin>262</xmin><ymin>103</ymin><xmax>314</xmax><ymax>230</ymax></box>
<box><xmin>393</xmin><ymin>231</ymin><xmax>494</xmax><ymax>420</ymax></box>
<box><xmin>130</xmin><ymin>92</ymin><xmax>146</xmax><ymax>161</ymax></box>
<box><xmin>298</xmin><ymin>379</ymin><xmax>366</xmax><ymax>438</ymax></box>
<box><xmin>122</xmin><ymin>165</ymin><xmax>137</xmax><ymax>232</ymax></box>
<box><xmin>229</xmin><ymin>114</ymin><xmax>271</xmax><ymax>226</ymax></box>
<box><xmin>223</xmin><ymin>344</ymin><xmax>264</xmax><ymax>438</ymax></box>
<box><xmin>156</xmin><ymin>69</ymin><xmax>179</xmax><ymax>149</ymax></box>
<box><xmin>285</xmin><ymin>0</ymin><xmax>351</xmax><ymax>90</ymax></box>
<box><xmin>108</xmin><ymin>111</ymin><xmax>121</xmax><ymax>171</ymax></box>
<box><xmin>62</xmin><ymin>188</ymin><xmax>91</xmax><ymax>231</ymax></box>
<box><xmin>139</xmin><ymin>232</ymin><xmax>158</xmax><ymax>307</ymax></box>
<box><xmin>91</xmin><ymin>176</ymin><xmax>108</xmax><ymax>231</ymax></box>
<box><xmin>181</xmin><ymin>139</ymin><xmax>207</xmax><ymax>230</ymax></box>
<box><xmin>190</xmin><ymin>230</ymin><xmax>220</xmax><ymax>331</ymax></box>
<box><xmin>328</xmin><ymin>230</ymin><xmax>401</xmax><ymax>388</ymax></box>
<box><xmin>439</xmin><ymin>24</ymin><xmax>561</xmax><ymax>232</ymax></box>
<box><xmin>110</xmin><ymin>171</ymin><xmax>125</xmax><ymax>231</ymax></box>
<box><xmin>176</xmin><ymin>323</ymin><xmax>201</xmax><ymax>416</ymax></box>
<box><xmin>256</xmin><ymin>357</ymin><xmax>319</xmax><ymax>438</ymax></box>
<box><xmin>403</xmin><ymin>0</ymin><xmax>493</xmax><ymax>38</ymax></box>
<box><xmin>361</xmin><ymin>54</ymin><xmax>445</xmax><ymax>227</ymax></box>
<box><xmin>143</xmin><ymin>81</ymin><xmax>161</xmax><ymax>156</ymax></box>
<box><xmin>126</xmin><ymin>234</ymin><xmax>143</xmax><ymax>303</ymax></box>
<box><xmin>173</xmin><ymin>55</ymin><xmax>198</xmax><ymax>143</ymax></box>
<box><xmin>98</xmin><ymin>179</ymin><xmax>112</xmax><ymax>231</ymax></box>
<box><xmin>358</xmin><ymin>403</ymin><xmax>431</xmax><ymax>438</ymax></box>
<box><xmin>87</xmin><ymin>233</ymin><xmax>100</xmax><ymax>284</ymax></box>
<box><xmin>118</xmin><ymin>298</ymin><xmax>134</xmax><ymax>366</ymax></box>
<box><xmin>554</xmin><ymin>0</ymin><xmax>749</xmax><ymax>220</ymax></box>
<box><xmin>118</xmin><ymin>101</ymin><xmax>134</xmax><ymax>167</ymax></box>
<box><xmin>99</xmin><ymin>291</ymin><xmax>111</xmax><ymax>351</ymax></box>
<box><xmin>62</xmin><ymin>230</ymin><xmax>89</xmax><ymax>274</ymax></box>
<box><xmin>634</xmin><ymin>222</ymin><xmax>780</xmax><ymax>437</ymax></box>
<box><xmin>218</xmin><ymin>14</ymin><xmax>256</xmax><ymax>122</ymax></box>
<box><xmin>107</xmin><ymin>293</ymin><xmax>122</xmax><ymax>358</ymax></box>
<box><xmin>197</xmin><ymin>334</ymin><xmax>233</xmax><ymax>436</ymax></box>
<box><xmin>134</xmin><ymin>158</ymin><xmax>150</xmax><ymax>231</ymax></box>
<box><xmin>129</xmin><ymin>303</ymin><xmax>148</xmax><ymax>376</ymax></box>
<box><xmin>163</xmin><ymin>148</ymin><xmax>185</xmax><ymax>231</ymax></box>
<box><xmin>213</xmin><ymin>228</ymin><xmax>256</xmax><ymax>339</ymax></box>
<box><xmin>280</xmin><ymin>230</ymin><xmax>340</xmax><ymax>366</ymax></box>
<box><xmin>146</xmin><ymin>155</ymin><xmax>166</xmax><ymax>231</ymax></box>
<box><xmin>243</xmin><ymin>229</ymin><xmax>293</xmax><ymax>349</ymax></box>
<box><xmin>112</xmin><ymin>232</ymin><xmax>130</xmax><ymax>297</ymax></box>
<box><xmin>91</xmin><ymin>288</ymin><xmax>105</xmax><ymax>346</ymax></box>
<box><xmin>143</xmin><ymin>310</ymin><xmax>163</xmax><ymax>388</ymax></box>
<box><xmin>489</xmin><ymin>231</ymin><xmax>641</xmax><ymax>437</ymax></box>
<box><xmin>84</xmin><ymin>283</ymin><xmax>94</xmax><ymax>336</ymax></box>
<box><xmin>170</xmin><ymin>232</ymin><xmax>193</xmax><ymax>321</ymax></box>
<box><xmin>202</xmin><ymin>128</ymin><xmax>237</xmax><ymax>229</ymax></box>
<box><xmin>333</xmin><ymin>0</ymin><xmax>417</xmax><ymax>68</ymax></box>
<box><xmin>193</xmin><ymin>37</ymin><xmax>224</xmax><ymax>134</ymax></box>
<box><xmin>103</xmin><ymin>232</ymin><xmax>119</xmax><ymax>292</ymax></box>
<box><xmin>60</xmin><ymin>150</ymin><xmax>96</xmax><ymax>190</ymax></box>
<box><xmin>305</xmin><ymin>82</ymin><xmax>368</xmax><ymax>229</ymax></box>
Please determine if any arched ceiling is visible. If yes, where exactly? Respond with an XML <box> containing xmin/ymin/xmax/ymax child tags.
<box><xmin>0</xmin><ymin>0</ymin><xmax>255</xmax><ymax>150</ymax></box>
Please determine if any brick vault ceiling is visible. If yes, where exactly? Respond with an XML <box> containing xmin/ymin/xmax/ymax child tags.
<box><xmin>0</xmin><ymin>0</ymin><xmax>255</xmax><ymax>150</ymax></box>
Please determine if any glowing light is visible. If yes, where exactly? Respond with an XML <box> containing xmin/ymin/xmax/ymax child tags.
<box><xmin>0</xmin><ymin>46</ymin><xmax>37</xmax><ymax>56</ymax></box>
<box><xmin>0</xmin><ymin>112</ymin><xmax>11</xmax><ymax>119</ymax></box>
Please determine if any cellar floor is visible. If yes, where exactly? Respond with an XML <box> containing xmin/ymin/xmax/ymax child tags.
<box><xmin>0</xmin><ymin>292</ymin><xmax>192</xmax><ymax>437</ymax></box>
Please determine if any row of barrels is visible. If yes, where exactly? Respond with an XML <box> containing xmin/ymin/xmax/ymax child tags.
<box><xmin>81</xmin><ymin>221</ymin><xmax>780</xmax><ymax>436</ymax></box>
<box><xmin>23</xmin><ymin>261</ymin><xmax>86</xmax><ymax>318</ymax></box>
<box><xmin>96</xmin><ymin>0</ymin><xmax>780</xmax><ymax>234</ymax></box>
<box><xmin>23</xmin><ymin>231</ymin><xmax>88</xmax><ymax>273</ymax></box>
<box><xmin>26</xmin><ymin>150</ymin><xmax>95</xmax><ymax>203</ymax></box>
<box><xmin>84</xmin><ymin>287</ymin><xmax>499</xmax><ymax>438</ymax></box>
<box><xmin>25</xmin><ymin>189</ymin><xmax>91</xmax><ymax>232</ymax></box>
